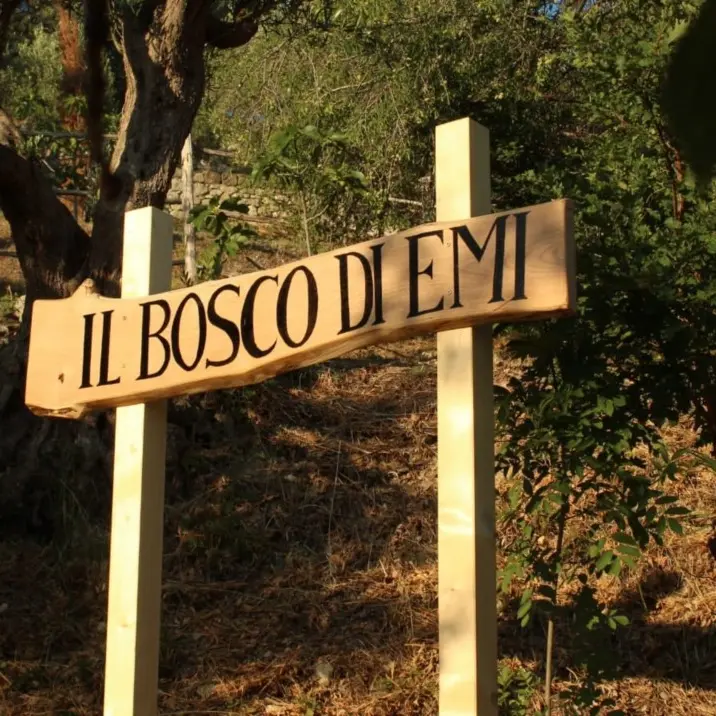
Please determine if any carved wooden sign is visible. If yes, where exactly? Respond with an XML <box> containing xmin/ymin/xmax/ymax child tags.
<box><xmin>25</xmin><ymin>199</ymin><xmax>574</xmax><ymax>418</ymax></box>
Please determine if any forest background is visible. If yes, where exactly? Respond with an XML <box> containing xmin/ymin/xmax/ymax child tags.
<box><xmin>0</xmin><ymin>1</ymin><xmax>715</xmax><ymax>714</ymax></box>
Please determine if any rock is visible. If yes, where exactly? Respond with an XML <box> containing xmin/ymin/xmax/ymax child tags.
<box><xmin>205</xmin><ymin>170</ymin><xmax>221</xmax><ymax>184</ymax></box>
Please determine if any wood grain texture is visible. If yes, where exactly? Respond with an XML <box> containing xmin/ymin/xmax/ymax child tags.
<box><xmin>25</xmin><ymin>199</ymin><xmax>574</xmax><ymax>418</ymax></box>
<box><xmin>436</xmin><ymin>118</ymin><xmax>497</xmax><ymax>715</ymax></box>
<box><xmin>103</xmin><ymin>207</ymin><xmax>172</xmax><ymax>716</ymax></box>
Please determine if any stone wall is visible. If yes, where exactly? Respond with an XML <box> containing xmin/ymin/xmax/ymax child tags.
<box><xmin>165</xmin><ymin>157</ymin><xmax>293</xmax><ymax>220</ymax></box>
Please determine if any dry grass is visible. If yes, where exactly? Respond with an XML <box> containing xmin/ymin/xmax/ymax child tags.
<box><xmin>0</xmin><ymin>223</ymin><xmax>715</xmax><ymax>714</ymax></box>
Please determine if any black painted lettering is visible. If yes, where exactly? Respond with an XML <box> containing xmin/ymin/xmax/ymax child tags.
<box><xmin>206</xmin><ymin>284</ymin><xmax>241</xmax><ymax>368</ymax></box>
<box><xmin>490</xmin><ymin>218</ymin><xmax>507</xmax><ymax>304</ymax></box>
<box><xmin>98</xmin><ymin>310</ymin><xmax>121</xmax><ymax>386</ymax></box>
<box><xmin>138</xmin><ymin>299</ymin><xmax>171</xmax><ymax>380</ymax></box>
<box><xmin>451</xmin><ymin>216</ymin><xmax>507</xmax><ymax>306</ymax></box>
<box><xmin>513</xmin><ymin>211</ymin><xmax>529</xmax><ymax>300</ymax></box>
<box><xmin>241</xmin><ymin>275</ymin><xmax>279</xmax><ymax>358</ymax></box>
<box><xmin>406</xmin><ymin>230</ymin><xmax>444</xmax><ymax>318</ymax></box>
<box><xmin>371</xmin><ymin>244</ymin><xmax>386</xmax><ymax>325</ymax></box>
<box><xmin>80</xmin><ymin>313</ymin><xmax>94</xmax><ymax>388</ymax></box>
<box><xmin>336</xmin><ymin>251</ymin><xmax>373</xmax><ymax>334</ymax></box>
<box><xmin>451</xmin><ymin>212</ymin><xmax>529</xmax><ymax>306</ymax></box>
<box><xmin>171</xmin><ymin>293</ymin><xmax>207</xmax><ymax>372</ymax></box>
<box><xmin>336</xmin><ymin>244</ymin><xmax>387</xmax><ymax>334</ymax></box>
<box><xmin>278</xmin><ymin>266</ymin><xmax>319</xmax><ymax>348</ymax></box>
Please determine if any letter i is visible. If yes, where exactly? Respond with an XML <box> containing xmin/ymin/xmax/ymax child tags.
<box><xmin>80</xmin><ymin>313</ymin><xmax>94</xmax><ymax>388</ymax></box>
<box><xmin>79</xmin><ymin>310</ymin><xmax>121</xmax><ymax>388</ymax></box>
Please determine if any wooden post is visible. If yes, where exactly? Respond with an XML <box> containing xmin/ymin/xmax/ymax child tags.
<box><xmin>436</xmin><ymin>118</ymin><xmax>497</xmax><ymax>715</ymax></box>
<box><xmin>181</xmin><ymin>134</ymin><xmax>197</xmax><ymax>284</ymax></box>
<box><xmin>103</xmin><ymin>207</ymin><xmax>173</xmax><ymax>716</ymax></box>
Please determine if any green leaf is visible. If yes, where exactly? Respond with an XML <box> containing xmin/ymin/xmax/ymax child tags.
<box><xmin>613</xmin><ymin>532</ymin><xmax>636</xmax><ymax>546</ymax></box>
<box><xmin>595</xmin><ymin>551</ymin><xmax>614</xmax><ymax>572</ymax></box>
<box><xmin>667</xmin><ymin>518</ymin><xmax>684</xmax><ymax>535</ymax></box>
<box><xmin>517</xmin><ymin>600</ymin><xmax>532</xmax><ymax>620</ymax></box>
<box><xmin>665</xmin><ymin>506</ymin><xmax>690</xmax><ymax>516</ymax></box>
<box><xmin>615</xmin><ymin>542</ymin><xmax>640</xmax><ymax>558</ymax></box>
<box><xmin>301</xmin><ymin>124</ymin><xmax>320</xmax><ymax>138</ymax></box>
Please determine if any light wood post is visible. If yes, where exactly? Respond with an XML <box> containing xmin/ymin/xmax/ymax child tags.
<box><xmin>103</xmin><ymin>208</ymin><xmax>173</xmax><ymax>716</ymax></box>
<box><xmin>436</xmin><ymin>118</ymin><xmax>497</xmax><ymax>715</ymax></box>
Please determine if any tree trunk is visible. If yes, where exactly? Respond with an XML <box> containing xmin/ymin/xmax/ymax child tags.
<box><xmin>0</xmin><ymin>4</ymin><xmax>208</xmax><ymax>526</ymax></box>
<box><xmin>88</xmin><ymin>7</ymin><xmax>207</xmax><ymax>295</ymax></box>
<box><xmin>0</xmin><ymin>1</ymin><xmax>262</xmax><ymax>535</ymax></box>
<box><xmin>55</xmin><ymin>0</ymin><xmax>86</xmax><ymax>128</ymax></box>
<box><xmin>0</xmin><ymin>141</ymin><xmax>90</xmax><ymax>306</ymax></box>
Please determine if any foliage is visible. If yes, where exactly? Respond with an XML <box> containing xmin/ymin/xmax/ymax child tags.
<box><xmin>492</xmin><ymin>0</ymin><xmax>704</xmax><ymax>710</ymax></box>
<box><xmin>497</xmin><ymin>663</ymin><xmax>539</xmax><ymax>715</ymax></box>
<box><xmin>189</xmin><ymin>196</ymin><xmax>257</xmax><ymax>280</ymax></box>
<box><xmin>162</xmin><ymin>0</ymin><xmax>715</xmax><ymax>708</ymax></box>
<box><xmin>251</xmin><ymin>122</ymin><xmax>371</xmax><ymax>252</ymax></box>
<box><xmin>0</xmin><ymin>25</ymin><xmax>63</xmax><ymax>128</ymax></box>
<box><xmin>0</xmin><ymin>289</ymin><xmax>18</xmax><ymax>325</ymax></box>
<box><xmin>195</xmin><ymin>0</ymin><xmax>572</xmax><ymax>229</ymax></box>
<box><xmin>199</xmin><ymin>0</ymin><xmax>710</xmax><ymax>709</ymax></box>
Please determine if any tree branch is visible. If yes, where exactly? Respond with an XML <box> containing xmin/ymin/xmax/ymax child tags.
<box><xmin>206</xmin><ymin>14</ymin><xmax>259</xmax><ymax>48</ymax></box>
<box><xmin>0</xmin><ymin>111</ymin><xmax>90</xmax><ymax>302</ymax></box>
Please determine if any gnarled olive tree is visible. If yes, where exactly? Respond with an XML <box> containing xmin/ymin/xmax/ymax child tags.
<box><xmin>0</xmin><ymin>0</ymin><xmax>305</xmax><ymax>521</ymax></box>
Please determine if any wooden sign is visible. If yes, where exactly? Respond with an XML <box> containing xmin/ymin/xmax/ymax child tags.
<box><xmin>25</xmin><ymin>199</ymin><xmax>574</xmax><ymax>419</ymax></box>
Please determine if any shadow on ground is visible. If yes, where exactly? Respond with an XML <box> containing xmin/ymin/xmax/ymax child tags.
<box><xmin>0</xmin><ymin>343</ymin><xmax>714</xmax><ymax>715</ymax></box>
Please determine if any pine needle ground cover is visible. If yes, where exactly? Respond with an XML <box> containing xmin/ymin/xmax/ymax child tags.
<box><xmin>0</xmin><ymin>237</ymin><xmax>714</xmax><ymax>715</ymax></box>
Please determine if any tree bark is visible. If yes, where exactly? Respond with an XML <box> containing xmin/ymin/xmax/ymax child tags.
<box><xmin>181</xmin><ymin>133</ymin><xmax>197</xmax><ymax>283</ymax></box>
<box><xmin>0</xmin><ymin>134</ymin><xmax>90</xmax><ymax>307</ymax></box>
<box><xmin>88</xmin><ymin>4</ymin><xmax>208</xmax><ymax>294</ymax></box>
<box><xmin>0</xmin><ymin>0</ymin><xmax>263</xmax><ymax>533</ymax></box>
<box><xmin>4</xmin><ymin>1</ymin><xmax>263</xmax><ymax>297</ymax></box>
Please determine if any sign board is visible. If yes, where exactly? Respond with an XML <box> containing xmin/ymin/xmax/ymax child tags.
<box><xmin>25</xmin><ymin>199</ymin><xmax>574</xmax><ymax>419</ymax></box>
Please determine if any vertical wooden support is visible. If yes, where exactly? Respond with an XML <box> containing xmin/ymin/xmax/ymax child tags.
<box><xmin>181</xmin><ymin>134</ymin><xmax>197</xmax><ymax>284</ymax></box>
<box><xmin>436</xmin><ymin>118</ymin><xmax>497</xmax><ymax>715</ymax></box>
<box><xmin>103</xmin><ymin>208</ymin><xmax>173</xmax><ymax>716</ymax></box>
